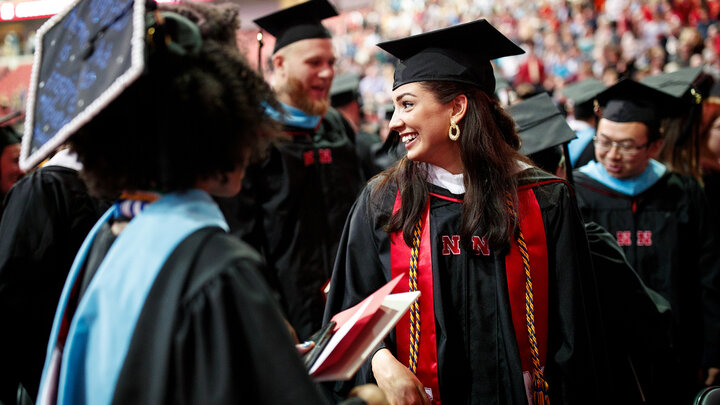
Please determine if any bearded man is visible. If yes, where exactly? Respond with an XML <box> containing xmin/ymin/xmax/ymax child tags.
<box><xmin>219</xmin><ymin>0</ymin><xmax>364</xmax><ymax>341</ymax></box>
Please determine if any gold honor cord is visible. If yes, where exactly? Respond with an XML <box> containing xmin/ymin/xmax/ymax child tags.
<box><xmin>505</xmin><ymin>193</ymin><xmax>550</xmax><ymax>405</ymax></box>
<box><xmin>408</xmin><ymin>218</ymin><xmax>423</xmax><ymax>374</ymax></box>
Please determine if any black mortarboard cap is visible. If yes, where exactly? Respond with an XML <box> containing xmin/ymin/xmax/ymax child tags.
<box><xmin>596</xmin><ymin>79</ymin><xmax>684</xmax><ymax>133</ymax></box>
<box><xmin>509</xmin><ymin>92</ymin><xmax>576</xmax><ymax>156</ymax></box>
<box><xmin>330</xmin><ymin>73</ymin><xmax>360</xmax><ymax>107</ymax></box>
<box><xmin>254</xmin><ymin>0</ymin><xmax>338</xmax><ymax>54</ymax></box>
<box><xmin>20</xmin><ymin>0</ymin><xmax>202</xmax><ymax>171</ymax></box>
<box><xmin>641</xmin><ymin>66</ymin><xmax>707</xmax><ymax>105</ymax></box>
<box><xmin>561</xmin><ymin>78</ymin><xmax>606</xmax><ymax>118</ymax></box>
<box><xmin>376</xmin><ymin>19</ymin><xmax>524</xmax><ymax>96</ymax></box>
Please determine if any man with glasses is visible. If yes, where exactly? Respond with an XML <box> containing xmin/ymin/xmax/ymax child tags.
<box><xmin>574</xmin><ymin>79</ymin><xmax>720</xmax><ymax>403</ymax></box>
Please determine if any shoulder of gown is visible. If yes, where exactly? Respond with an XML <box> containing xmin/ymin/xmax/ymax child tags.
<box><xmin>113</xmin><ymin>228</ymin><xmax>330</xmax><ymax>405</ymax></box>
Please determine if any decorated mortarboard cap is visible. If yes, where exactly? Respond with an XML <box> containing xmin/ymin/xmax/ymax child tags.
<box><xmin>21</xmin><ymin>0</ymin><xmax>146</xmax><ymax>171</ymax></box>
<box><xmin>641</xmin><ymin>66</ymin><xmax>707</xmax><ymax>105</ymax></box>
<box><xmin>330</xmin><ymin>73</ymin><xmax>361</xmax><ymax>107</ymax></box>
<box><xmin>596</xmin><ymin>79</ymin><xmax>684</xmax><ymax>133</ymax></box>
<box><xmin>509</xmin><ymin>92</ymin><xmax>576</xmax><ymax>156</ymax></box>
<box><xmin>376</xmin><ymin>19</ymin><xmax>524</xmax><ymax>96</ymax></box>
<box><xmin>254</xmin><ymin>0</ymin><xmax>338</xmax><ymax>54</ymax></box>
<box><xmin>20</xmin><ymin>0</ymin><xmax>201</xmax><ymax>171</ymax></box>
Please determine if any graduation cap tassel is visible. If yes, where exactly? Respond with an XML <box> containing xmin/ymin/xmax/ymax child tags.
<box><xmin>563</xmin><ymin>144</ymin><xmax>574</xmax><ymax>185</ymax></box>
<box><xmin>257</xmin><ymin>31</ymin><xmax>264</xmax><ymax>75</ymax></box>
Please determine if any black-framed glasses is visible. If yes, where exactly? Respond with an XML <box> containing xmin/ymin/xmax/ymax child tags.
<box><xmin>592</xmin><ymin>136</ymin><xmax>649</xmax><ymax>157</ymax></box>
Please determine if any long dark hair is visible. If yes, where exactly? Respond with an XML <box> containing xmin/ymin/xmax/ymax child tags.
<box><xmin>375</xmin><ymin>81</ymin><xmax>526</xmax><ymax>251</ymax></box>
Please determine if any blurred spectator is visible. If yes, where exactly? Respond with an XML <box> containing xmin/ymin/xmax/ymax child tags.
<box><xmin>235</xmin><ymin>0</ymin><xmax>720</xmax><ymax>129</ymax></box>
<box><xmin>0</xmin><ymin>125</ymin><xmax>23</xmax><ymax>204</ymax></box>
<box><xmin>513</xmin><ymin>40</ymin><xmax>546</xmax><ymax>92</ymax></box>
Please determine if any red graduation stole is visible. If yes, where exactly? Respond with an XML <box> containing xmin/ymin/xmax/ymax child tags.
<box><xmin>390</xmin><ymin>184</ymin><xmax>549</xmax><ymax>405</ymax></box>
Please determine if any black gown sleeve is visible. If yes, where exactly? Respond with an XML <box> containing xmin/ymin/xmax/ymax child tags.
<box><xmin>585</xmin><ymin>221</ymin><xmax>675</xmax><ymax>402</ymax></box>
<box><xmin>168</xmin><ymin>252</ymin><xmax>327</xmax><ymax>404</ymax></box>
<box><xmin>539</xmin><ymin>182</ymin><xmax>610</xmax><ymax>404</ymax></box>
<box><xmin>322</xmin><ymin>182</ymin><xmax>394</xmax><ymax>399</ymax></box>
<box><xmin>324</xmin><ymin>185</ymin><xmax>391</xmax><ymax>320</ymax></box>
<box><xmin>689</xmin><ymin>179</ymin><xmax>720</xmax><ymax>369</ymax></box>
<box><xmin>113</xmin><ymin>230</ymin><xmax>331</xmax><ymax>405</ymax></box>
<box><xmin>0</xmin><ymin>167</ymin><xmax>105</xmax><ymax>403</ymax></box>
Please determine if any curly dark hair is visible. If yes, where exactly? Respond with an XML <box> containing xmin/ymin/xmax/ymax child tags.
<box><xmin>69</xmin><ymin>3</ymin><xmax>280</xmax><ymax>198</ymax></box>
<box><xmin>376</xmin><ymin>81</ymin><xmax>528</xmax><ymax>251</ymax></box>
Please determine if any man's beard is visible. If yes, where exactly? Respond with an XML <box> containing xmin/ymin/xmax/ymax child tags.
<box><xmin>280</xmin><ymin>76</ymin><xmax>330</xmax><ymax>116</ymax></box>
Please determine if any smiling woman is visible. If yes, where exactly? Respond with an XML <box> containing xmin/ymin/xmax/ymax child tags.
<box><xmin>324</xmin><ymin>19</ymin><xmax>609</xmax><ymax>405</ymax></box>
<box><xmin>390</xmin><ymin>82</ymin><xmax>465</xmax><ymax>173</ymax></box>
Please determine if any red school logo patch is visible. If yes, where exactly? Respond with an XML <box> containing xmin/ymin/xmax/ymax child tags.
<box><xmin>636</xmin><ymin>230</ymin><xmax>652</xmax><ymax>246</ymax></box>
<box><xmin>616</xmin><ymin>231</ymin><xmax>632</xmax><ymax>246</ymax></box>
<box><xmin>303</xmin><ymin>150</ymin><xmax>314</xmax><ymax>166</ymax></box>
<box><xmin>441</xmin><ymin>235</ymin><xmax>490</xmax><ymax>256</ymax></box>
<box><xmin>615</xmin><ymin>230</ymin><xmax>653</xmax><ymax>246</ymax></box>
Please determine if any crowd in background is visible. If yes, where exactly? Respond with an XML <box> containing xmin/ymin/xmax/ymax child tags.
<box><xmin>0</xmin><ymin>0</ymin><xmax>718</xmax><ymax>132</ymax></box>
<box><xmin>235</xmin><ymin>0</ymin><xmax>720</xmax><ymax>133</ymax></box>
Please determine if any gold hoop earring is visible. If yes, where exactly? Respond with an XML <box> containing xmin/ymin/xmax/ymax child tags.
<box><xmin>449</xmin><ymin>119</ymin><xmax>460</xmax><ymax>141</ymax></box>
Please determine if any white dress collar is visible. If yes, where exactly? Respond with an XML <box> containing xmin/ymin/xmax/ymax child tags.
<box><xmin>44</xmin><ymin>148</ymin><xmax>83</xmax><ymax>171</ymax></box>
<box><xmin>427</xmin><ymin>164</ymin><xmax>465</xmax><ymax>194</ymax></box>
<box><xmin>425</xmin><ymin>160</ymin><xmax>532</xmax><ymax>195</ymax></box>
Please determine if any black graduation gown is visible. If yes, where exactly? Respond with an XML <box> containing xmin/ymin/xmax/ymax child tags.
<box><xmin>574</xmin><ymin>170</ymin><xmax>720</xmax><ymax>398</ymax></box>
<box><xmin>702</xmin><ymin>169</ymin><xmax>720</xmax><ymax>218</ymax></box>
<box><xmin>584</xmin><ymin>221</ymin><xmax>674</xmax><ymax>404</ymax></box>
<box><xmin>324</xmin><ymin>168</ymin><xmax>607</xmax><ymax>404</ymax></box>
<box><xmin>101</xmin><ymin>227</ymin><xmax>332</xmax><ymax>404</ymax></box>
<box><xmin>0</xmin><ymin>166</ymin><xmax>106</xmax><ymax>403</ymax></box>
<box><xmin>223</xmin><ymin>107</ymin><xmax>365</xmax><ymax>341</ymax></box>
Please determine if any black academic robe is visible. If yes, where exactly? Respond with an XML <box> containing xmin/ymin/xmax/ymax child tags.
<box><xmin>324</xmin><ymin>168</ymin><xmax>607</xmax><ymax>404</ymax></box>
<box><xmin>109</xmin><ymin>227</ymin><xmax>333</xmax><ymax>404</ymax></box>
<box><xmin>702</xmin><ymin>168</ymin><xmax>720</xmax><ymax>217</ymax></box>
<box><xmin>584</xmin><ymin>221</ymin><xmax>674</xmax><ymax>404</ymax></box>
<box><xmin>225</xmin><ymin>107</ymin><xmax>365</xmax><ymax>341</ymax></box>
<box><xmin>574</xmin><ymin>170</ymin><xmax>720</xmax><ymax>400</ymax></box>
<box><xmin>0</xmin><ymin>166</ymin><xmax>106</xmax><ymax>403</ymax></box>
